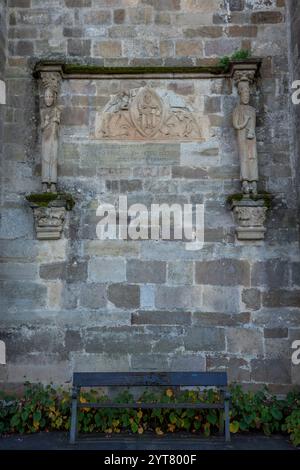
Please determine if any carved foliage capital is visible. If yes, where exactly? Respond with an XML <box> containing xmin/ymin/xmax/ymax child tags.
<box><xmin>40</xmin><ymin>71</ymin><xmax>61</xmax><ymax>96</ymax></box>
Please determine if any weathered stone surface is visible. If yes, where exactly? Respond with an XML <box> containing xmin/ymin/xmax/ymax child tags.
<box><xmin>85</xmin><ymin>326</ymin><xmax>150</xmax><ymax>354</ymax></box>
<box><xmin>192</xmin><ymin>311</ymin><xmax>250</xmax><ymax>327</ymax></box>
<box><xmin>132</xmin><ymin>310</ymin><xmax>191</xmax><ymax>325</ymax></box>
<box><xmin>79</xmin><ymin>283</ymin><xmax>107</xmax><ymax>309</ymax></box>
<box><xmin>155</xmin><ymin>286</ymin><xmax>202</xmax><ymax>310</ymax></box>
<box><xmin>88</xmin><ymin>258</ymin><xmax>126</xmax><ymax>283</ymax></box>
<box><xmin>167</xmin><ymin>261</ymin><xmax>193</xmax><ymax>285</ymax></box>
<box><xmin>251</xmin><ymin>259</ymin><xmax>290</xmax><ymax>288</ymax></box>
<box><xmin>226</xmin><ymin>327</ymin><xmax>264</xmax><ymax>356</ymax></box>
<box><xmin>0</xmin><ymin>281</ymin><xmax>47</xmax><ymax>310</ymax></box>
<box><xmin>127</xmin><ymin>260</ymin><xmax>166</xmax><ymax>284</ymax></box>
<box><xmin>0</xmin><ymin>0</ymin><xmax>298</xmax><ymax>392</ymax></box>
<box><xmin>184</xmin><ymin>327</ymin><xmax>225</xmax><ymax>352</ymax></box>
<box><xmin>242</xmin><ymin>288</ymin><xmax>261</xmax><ymax>310</ymax></box>
<box><xmin>207</xmin><ymin>356</ymin><xmax>251</xmax><ymax>383</ymax></box>
<box><xmin>262</xmin><ymin>290</ymin><xmax>300</xmax><ymax>308</ymax></box>
<box><xmin>140</xmin><ymin>285</ymin><xmax>155</xmax><ymax>310</ymax></box>
<box><xmin>202</xmin><ymin>286</ymin><xmax>241</xmax><ymax>313</ymax></box>
<box><xmin>0</xmin><ymin>263</ymin><xmax>37</xmax><ymax>281</ymax></box>
<box><xmin>264</xmin><ymin>328</ymin><xmax>288</xmax><ymax>339</ymax></box>
<box><xmin>251</xmin><ymin>358</ymin><xmax>291</xmax><ymax>384</ymax></box>
<box><xmin>108</xmin><ymin>284</ymin><xmax>140</xmax><ymax>309</ymax></box>
<box><xmin>195</xmin><ymin>259</ymin><xmax>250</xmax><ymax>286</ymax></box>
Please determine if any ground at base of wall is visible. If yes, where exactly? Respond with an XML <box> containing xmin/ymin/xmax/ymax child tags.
<box><xmin>0</xmin><ymin>432</ymin><xmax>297</xmax><ymax>451</ymax></box>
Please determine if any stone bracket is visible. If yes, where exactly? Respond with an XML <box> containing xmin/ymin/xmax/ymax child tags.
<box><xmin>229</xmin><ymin>196</ymin><xmax>269</xmax><ymax>241</ymax></box>
<box><xmin>26</xmin><ymin>193</ymin><xmax>75</xmax><ymax>240</ymax></box>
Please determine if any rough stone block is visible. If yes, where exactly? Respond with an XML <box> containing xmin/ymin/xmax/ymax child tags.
<box><xmin>155</xmin><ymin>286</ymin><xmax>202</xmax><ymax>310</ymax></box>
<box><xmin>202</xmin><ymin>286</ymin><xmax>241</xmax><ymax>313</ymax></box>
<box><xmin>140</xmin><ymin>285</ymin><xmax>155</xmax><ymax>310</ymax></box>
<box><xmin>251</xmin><ymin>11</ymin><xmax>283</xmax><ymax>24</ymax></box>
<box><xmin>132</xmin><ymin>310</ymin><xmax>191</xmax><ymax>325</ymax></box>
<box><xmin>88</xmin><ymin>258</ymin><xmax>126</xmax><ymax>283</ymax></box>
<box><xmin>242</xmin><ymin>288</ymin><xmax>261</xmax><ymax>310</ymax></box>
<box><xmin>79</xmin><ymin>283</ymin><xmax>107</xmax><ymax>309</ymax></box>
<box><xmin>251</xmin><ymin>259</ymin><xmax>290</xmax><ymax>287</ymax></box>
<box><xmin>131</xmin><ymin>353</ymin><xmax>169</xmax><ymax>370</ymax></box>
<box><xmin>262</xmin><ymin>290</ymin><xmax>300</xmax><ymax>308</ymax></box>
<box><xmin>85</xmin><ymin>326</ymin><xmax>148</xmax><ymax>354</ymax></box>
<box><xmin>65</xmin><ymin>0</ymin><xmax>91</xmax><ymax>6</ymax></box>
<box><xmin>0</xmin><ymin>262</ymin><xmax>37</xmax><ymax>281</ymax></box>
<box><xmin>226</xmin><ymin>327</ymin><xmax>264</xmax><ymax>356</ymax></box>
<box><xmin>65</xmin><ymin>330</ymin><xmax>83</xmax><ymax>353</ymax></box>
<box><xmin>67</xmin><ymin>39</ymin><xmax>91</xmax><ymax>56</ymax></box>
<box><xmin>292</xmin><ymin>263</ymin><xmax>300</xmax><ymax>286</ymax></box>
<box><xmin>184</xmin><ymin>327</ymin><xmax>225</xmax><ymax>352</ymax></box>
<box><xmin>108</xmin><ymin>284</ymin><xmax>140</xmax><ymax>309</ymax></box>
<box><xmin>192</xmin><ymin>311</ymin><xmax>250</xmax><ymax>327</ymax></box>
<box><xmin>207</xmin><ymin>356</ymin><xmax>250</xmax><ymax>383</ymax></box>
<box><xmin>0</xmin><ymin>208</ymin><xmax>33</xmax><ymax>239</ymax></box>
<box><xmin>264</xmin><ymin>328</ymin><xmax>288</xmax><ymax>339</ymax></box>
<box><xmin>175</xmin><ymin>40</ymin><xmax>203</xmax><ymax>57</ymax></box>
<box><xmin>251</xmin><ymin>358</ymin><xmax>291</xmax><ymax>384</ymax></box>
<box><xmin>113</xmin><ymin>9</ymin><xmax>125</xmax><ymax>24</ymax></box>
<box><xmin>84</xmin><ymin>10</ymin><xmax>111</xmax><ymax>25</ymax></box>
<box><xmin>141</xmin><ymin>0</ymin><xmax>180</xmax><ymax>10</ymax></box>
<box><xmin>0</xmin><ymin>281</ymin><xmax>47</xmax><ymax>310</ymax></box>
<box><xmin>83</xmin><ymin>240</ymin><xmax>140</xmax><ymax>258</ymax></box>
<box><xmin>169</xmin><ymin>354</ymin><xmax>206</xmax><ymax>372</ymax></box>
<box><xmin>40</xmin><ymin>262</ymin><xmax>66</xmax><ymax>280</ymax></box>
<box><xmin>167</xmin><ymin>261</ymin><xmax>194</xmax><ymax>285</ymax></box>
<box><xmin>196</xmin><ymin>259</ymin><xmax>250</xmax><ymax>286</ymax></box>
<box><xmin>127</xmin><ymin>260</ymin><xmax>166</xmax><ymax>284</ymax></box>
<box><xmin>93</xmin><ymin>41</ymin><xmax>122</xmax><ymax>58</ymax></box>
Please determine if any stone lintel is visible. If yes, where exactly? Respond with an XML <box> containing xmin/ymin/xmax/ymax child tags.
<box><xmin>33</xmin><ymin>58</ymin><xmax>262</xmax><ymax>80</ymax></box>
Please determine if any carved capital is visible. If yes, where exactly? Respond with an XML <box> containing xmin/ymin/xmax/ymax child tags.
<box><xmin>31</xmin><ymin>206</ymin><xmax>66</xmax><ymax>240</ymax></box>
<box><xmin>40</xmin><ymin>71</ymin><xmax>61</xmax><ymax>97</ymax></box>
<box><xmin>230</xmin><ymin>61</ymin><xmax>260</xmax><ymax>88</ymax></box>
<box><xmin>229</xmin><ymin>197</ymin><xmax>268</xmax><ymax>241</ymax></box>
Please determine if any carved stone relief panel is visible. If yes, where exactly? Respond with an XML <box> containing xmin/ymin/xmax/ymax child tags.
<box><xmin>95</xmin><ymin>86</ymin><xmax>209</xmax><ymax>141</ymax></box>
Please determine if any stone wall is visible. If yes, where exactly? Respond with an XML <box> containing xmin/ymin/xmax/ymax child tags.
<box><xmin>0</xmin><ymin>0</ymin><xmax>300</xmax><ymax>393</ymax></box>
<box><xmin>288</xmin><ymin>0</ymin><xmax>300</xmax><ymax>236</ymax></box>
<box><xmin>0</xmin><ymin>0</ymin><xmax>7</xmax><ymax>215</ymax></box>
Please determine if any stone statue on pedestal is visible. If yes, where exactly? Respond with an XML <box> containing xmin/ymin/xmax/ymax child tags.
<box><xmin>40</xmin><ymin>72</ymin><xmax>61</xmax><ymax>193</ymax></box>
<box><xmin>233</xmin><ymin>76</ymin><xmax>258</xmax><ymax>195</ymax></box>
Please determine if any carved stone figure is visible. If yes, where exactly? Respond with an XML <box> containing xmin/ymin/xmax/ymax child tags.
<box><xmin>95</xmin><ymin>86</ymin><xmax>204</xmax><ymax>141</ymax></box>
<box><xmin>40</xmin><ymin>72</ymin><xmax>61</xmax><ymax>193</ymax></box>
<box><xmin>233</xmin><ymin>78</ymin><xmax>258</xmax><ymax>195</ymax></box>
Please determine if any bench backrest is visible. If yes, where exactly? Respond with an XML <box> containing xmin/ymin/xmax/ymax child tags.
<box><xmin>73</xmin><ymin>372</ymin><xmax>227</xmax><ymax>388</ymax></box>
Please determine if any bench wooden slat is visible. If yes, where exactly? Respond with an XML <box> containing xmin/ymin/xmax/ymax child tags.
<box><xmin>73</xmin><ymin>372</ymin><xmax>227</xmax><ymax>388</ymax></box>
<box><xmin>77</xmin><ymin>402</ymin><xmax>224</xmax><ymax>409</ymax></box>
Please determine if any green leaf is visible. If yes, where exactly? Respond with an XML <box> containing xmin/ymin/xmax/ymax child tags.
<box><xmin>230</xmin><ymin>421</ymin><xmax>240</xmax><ymax>434</ymax></box>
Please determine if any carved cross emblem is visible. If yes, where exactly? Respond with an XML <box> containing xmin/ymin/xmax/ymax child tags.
<box><xmin>130</xmin><ymin>87</ymin><xmax>164</xmax><ymax>138</ymax></box>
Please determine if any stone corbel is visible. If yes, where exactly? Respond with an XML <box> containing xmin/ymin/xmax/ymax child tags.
<box><xmin>26</xmin><ymin>193</ymin><xmax>75</xmax><ymax>240</ymax></box>
<box><xmin>228</xmin><ymin>196</ymin><xmax>270</xmax><ymax>241</ymax></box>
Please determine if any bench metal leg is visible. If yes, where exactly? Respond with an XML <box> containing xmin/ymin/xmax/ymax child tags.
<box><xmin>70</xmin><ymin>387</ymin><xmax>79</xmax><ymax>445</ymax></box>
<box><xmin>219</xmin><ymin>409</ymin><xmax>224</xmax><ymax>435</ymax></box>
<box><xmin>224</xmin><ymin>397</ymin><xmax>230</xmax><ymax>442</ymax></box>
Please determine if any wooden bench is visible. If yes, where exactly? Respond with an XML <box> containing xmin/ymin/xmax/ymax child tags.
<box><xmin>69</xmin><ymin>371</ymin><xmax>231</xmax><ymax>444</ymax></box>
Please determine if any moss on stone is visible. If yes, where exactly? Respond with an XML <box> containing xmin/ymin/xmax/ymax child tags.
<box><xmin>62</xmin><ymin>64</ymin><xmax>225</xmax><ymax>75</ymax></box>
<box><xmin>227</xmin><ymin>192</ymin><xmax>272</xmax><ymax>209</ymax></box>
<box><xmin>26</xmin><ymin>192</ymin><xmax>75</xmax><ymax>211</ymax></box>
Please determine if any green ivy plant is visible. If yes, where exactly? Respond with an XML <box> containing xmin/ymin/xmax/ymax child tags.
<box><xmin>0</xmin><ymin>383</ymin><xmax>300</xmax><ymax>446</ymax></box>
<box><xmin>218</xmin><ymin>49</ymin><xmax>252</xmax><ymax>72</ymax></box>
